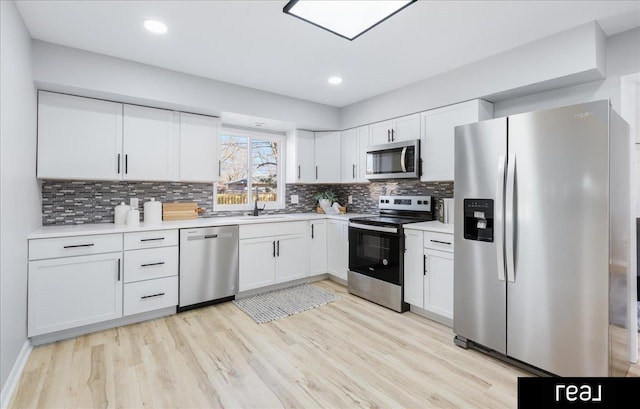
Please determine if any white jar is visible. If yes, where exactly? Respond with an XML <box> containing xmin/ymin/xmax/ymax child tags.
<box><xmin>114</xmin><ymin>202</ymin><xmax>130</xmax><ymax>225</ymax></box>
<box><xmin>126</xmin><ymin>209</ymin><xmax>140</xmax><ymax>227</ymax></box>
<box><xmin>143</xmin><ymin>198</ymin><xmax>162</xmax><ymax>224</ymax></box>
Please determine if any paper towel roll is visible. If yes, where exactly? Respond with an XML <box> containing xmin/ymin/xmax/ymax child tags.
<box><xmin>114</xmin><ymin>202</ymin><xmax>130</xmax><ymax>225</ymax></box>
<box><xmin>143</xmin><ymin>198</ymin><xmax>162</xmax><ymax>224</ymax></box>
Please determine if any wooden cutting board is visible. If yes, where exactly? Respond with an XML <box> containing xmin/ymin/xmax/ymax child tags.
<box><xmin>162</xmin><ymin>202</ymin><xmax>202</xmax><ymax>220</ymax></box>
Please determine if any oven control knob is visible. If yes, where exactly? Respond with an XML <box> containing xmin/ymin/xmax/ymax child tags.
<box><xmin>382</xmin><ymin>259</ymin><xmax>389</xmax><ymax>266</ymax></box>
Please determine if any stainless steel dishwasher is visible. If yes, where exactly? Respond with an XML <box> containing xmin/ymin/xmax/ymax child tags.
<box><xmin>178</xmin><ymin>225</ymin><xmax>239</xmax><ymax>311</ymax></box>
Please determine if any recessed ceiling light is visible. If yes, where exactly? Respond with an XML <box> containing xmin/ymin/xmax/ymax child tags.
<box><xmin>283</xmin><ymin>0</ymin><xmax>416</xmax><ymax>41</ymax></box>
<box><xmin>143</xmin><ymin>19</ymin><xmax>168</xmax><ymax>34</ymax></box>
<box><xmin>328</xmin><ymin>76</ymin><xmax>343</xmax><ymax>85</ymax></box>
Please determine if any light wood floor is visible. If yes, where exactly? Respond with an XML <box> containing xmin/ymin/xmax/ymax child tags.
<box><xmin>9</xmin><ymin>280</ymin><xmax>640</xmax><ymax>409</ymax></box>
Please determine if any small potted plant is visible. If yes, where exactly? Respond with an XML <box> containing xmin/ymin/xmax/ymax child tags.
<box><xmin>313</xmin><ymin>189</ymin><xmax>338</xmax><ymax>209</ymax></box>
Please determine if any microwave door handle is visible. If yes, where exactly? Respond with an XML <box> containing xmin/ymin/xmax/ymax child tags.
<box><xmin>495</xmin><ymin>155</ymin><xmax>506</xmax><ymax>282</ymax></box>
<box><xmin>400</xmin><ymin>147</ymin><xmax>407</xmax><ymax>172</ymax></box>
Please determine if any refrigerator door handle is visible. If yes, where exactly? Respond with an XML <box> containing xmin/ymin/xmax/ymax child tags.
<box><xmin>496</xmin><ymin>155</ymin><xmax>506</xmax><ymax>281</ymax></box>
<box><xmin>505</xmin><ymin>154</ymin><xmax>516</xmax><ymax>282</ymax></box>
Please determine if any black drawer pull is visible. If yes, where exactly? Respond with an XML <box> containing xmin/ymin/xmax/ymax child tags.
<box><xmin>63</xmin><ymin>243</ymin><xmax>95</xmax><ymax>249</ymax></box>
<box><xmin>140</xmin><ymin>238</ymin><xmax>165</xmax><ymax>242</ymax></box>
<box><xmin>430</xmin><ymin>239</ymin><xmax>452</xmax><ymax>245</ymax></box>
<box><xmin>140</xmin><ymin>262</ymin><xmax>165</xmax><ymax>267</ymax></box>
<box><xmin>141</xmin><ymin>292</ymin><xmax>165</xmax><ymax>300</ymax></box>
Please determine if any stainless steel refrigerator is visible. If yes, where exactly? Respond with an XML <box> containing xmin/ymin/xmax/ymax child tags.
<box><xmin>453</xmin><ymin>99</ymin><xmax>631</xmax><ymax>377</ymax></box>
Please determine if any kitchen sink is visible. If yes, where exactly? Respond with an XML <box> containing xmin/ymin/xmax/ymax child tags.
<box><xmin>234</xmin><ymin>215</ymin><xmax>289</xmax><ymax>221</ymax></box>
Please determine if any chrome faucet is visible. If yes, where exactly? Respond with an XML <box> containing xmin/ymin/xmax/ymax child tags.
<box><xmin>253</xmin><ymin>187</ymin><xmax>265</xmax><ymax>216</ymax></box>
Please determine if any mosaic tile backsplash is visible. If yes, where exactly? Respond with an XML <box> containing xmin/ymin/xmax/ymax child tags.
<box><xmin>41</xmin><ymin>180</ymin><xmax>454</xmax><ymax>225</ymax></box>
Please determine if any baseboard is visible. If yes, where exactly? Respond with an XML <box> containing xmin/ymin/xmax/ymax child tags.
<box><xmin>409</xmin><ymin>305</ymin><xmax>453</xmax><ymax>328</ymax></box>
<box><xmin>0</xmin><ymin>340</ymin><xmax>32</xmax><ymax>409</ymax></box>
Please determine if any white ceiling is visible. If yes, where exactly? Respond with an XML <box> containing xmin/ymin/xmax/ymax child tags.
<box><xmin>15</xmin><ymin>1</ymin><xmax>640</xmax><ymax>108</ymax></box>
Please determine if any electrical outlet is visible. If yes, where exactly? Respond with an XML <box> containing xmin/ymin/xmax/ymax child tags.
<box><xmin>348</xmin><ymin>195</ymin><xmax>353</xmax><ymax>204</ymax></box>
<box><xmin>291</xmin><ymin>195</ymin><xmax>299</xmax><ymax>204</ymax></box>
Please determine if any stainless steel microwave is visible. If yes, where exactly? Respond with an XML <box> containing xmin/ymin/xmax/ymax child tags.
<box><xmin>366</xmin><ymin>139</ymin><xmax>420</xmax><ymax>180</ymax></box>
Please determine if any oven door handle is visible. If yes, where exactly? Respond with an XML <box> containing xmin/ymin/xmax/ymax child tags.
<box><xmin>349</xmin><ymin>222</ymin><xmax>398</xmax><ymax>234</ymax></box>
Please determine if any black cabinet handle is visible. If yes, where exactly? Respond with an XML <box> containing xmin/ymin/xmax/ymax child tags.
<box><xmin>117</xmin><ymin>153</ymin><xmax>121</xmax><ymax>174</ymax></box>
<box><xmin>117</xmin><ymin>258</ymin><xmax>121</xmax><ymax>281</ymax></box>
<box><xmin>63</xmin><ymin>243</ymin><xmax>94</xmax><ymax>249</ymax></box>
<box><xmin>125</xmin><ymin>154</ymin><xmax>128</xmax><ymax>174</ymax></box>
<box><xmin>311</xmin><ymin>224</ymin><xmax>314</xmax><ymax>239</ymax></box>
<box><xmin>387</xmin><ymin>129</ymin><xmax>390</xmax><ymax>142</ymax></box>
<box><xmin>140</xmin><ymin>262</ymin><xmax>165</xmax><ymax>267</ymax></box>
<box><xmin>423</xmin><ymin>255</ymin><xmax>427</xmax><ymax>276</ymax></box>
<box><xmin>391</xmin><ymin>129</ymin><xmax>395</xmax><ymax>141</ymax></box>
<box><xmin>141</xmin><ymin>238</ymin><xmax>164</xmax><ymax>242</ymax></box>
<box><xmin>276</xmin><ymin>240</ymin><xmax>280</xmax><ymax>257</ymax></box>
<box><xmin>141</xmin><ymin>292</ymin><xmax>165</xmax><ymax>300</ymax></box>
<box><xmin>298</xmin><ymin>165</ymin><xmax>301</xmax><ymax>179</ymax></box>
<box><xmin>315</xmin><ymin>166</ymin><xmax>318</xmax><ymax>180</ymax></box>
<box><xmin>352</xmin><ymin>164</ymin><xmax>356</xmax><ymax>179</ymax></box>
<box><xmin>272</xmin><ymin>241</ymin><xmax>276</xmax><ymax>257</ymax></box>
<box><xmin>218</xmin><ymin>160</ymin><xmax>221</xmax><ymax>177</ymax></box>
<box><xmin>430</xmin><ymin>239</ymin><xmax>452</xmax><ymax>246</ymax></box>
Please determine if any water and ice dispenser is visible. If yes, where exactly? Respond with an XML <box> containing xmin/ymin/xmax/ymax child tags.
<box><xmin>463</xmin><ymin>199</ymin><xmax>494</xmax><ymax>242</ymax></box>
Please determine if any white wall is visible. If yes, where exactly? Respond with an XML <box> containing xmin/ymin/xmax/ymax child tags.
<box><xmin>340</xmin><ymin>22</ymin><xmax>606</xmax><ymax>130</ymax></box>
<box><xmin>0</xmin><ymin>0</ymin><xmax>41</xmax><ymax>397</ymax></box>
<box><xmin>493</xmin><ymin>27</ymin><xmax>640</xmax><ymax>117</ymax></box>
<box><xmin>31</xmin><ymin>41</ymin><xmax>340</xmax><ymax>131</ymax></box>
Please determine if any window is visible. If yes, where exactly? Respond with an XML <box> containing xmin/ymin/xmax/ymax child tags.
<box><xmin>215</xmin><ymin>128</ymin><xmax>284</xmax><ymax>210</ymax></box>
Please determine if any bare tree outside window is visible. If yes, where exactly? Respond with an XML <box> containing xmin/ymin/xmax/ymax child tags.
<box><xmin>216</xmin><ymin>132</ymin><xmax>280</xmax><ymax>207</ymax></box>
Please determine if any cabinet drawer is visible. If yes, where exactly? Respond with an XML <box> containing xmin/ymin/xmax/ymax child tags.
<box><xmin>239</xmin><ymin>221</ymin><xmax>307</xmax><ymax>239</ymax></box>
<box><xmin>423</xmin><ymin>231</ymin><xmax>454</xmax><ymax>252</ymax></box>
<box><xmin>124</xmin><ymin>230</ymin><xmax>178</xmax><ymax>250</ymax></box>
<box><xmin>29</xmin><ymin>234</ymin><xmax>122</xmax><ymax>260</ymax></box>
<box><xmin>124</xmin><ymin>246</ymin><xmax>178</xmax><ymax>283</ymax></box>
<box><xmin>123</xmin><ymin>276</ymin><xmax>178</xmax><ymax>316</ymax></box>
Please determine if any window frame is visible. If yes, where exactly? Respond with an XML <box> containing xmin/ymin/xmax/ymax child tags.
<box><xmin>214</xmin><ymin>127</ymin><xmax>285</xmax><ymax>212</ymax></box>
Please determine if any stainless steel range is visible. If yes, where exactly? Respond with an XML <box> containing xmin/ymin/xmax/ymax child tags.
<box><xmin>348</xmin><ymin>195</ymin><xmax>434</xmax><ymax>312</ymax></box>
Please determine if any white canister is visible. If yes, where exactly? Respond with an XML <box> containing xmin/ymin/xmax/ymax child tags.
<box><xmin>114</xmin><ymin>202</ymin><xmax>130</xmax><ymax>225</ymax></box>
<box><xmin>126</xmin><ymin>209</ymin><xmax>140</xmax><ymax>227</ymax></box>
<box><xmin>143</xmin><ymin>198</ymin><xmax>162</xmax><ymax>224</ymax></box>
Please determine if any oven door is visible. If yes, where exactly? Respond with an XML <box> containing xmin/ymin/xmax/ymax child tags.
<box><xmin>348</xmin><ymin>223</ymin><xmax>403</xmax><ymax>285</ymax></box>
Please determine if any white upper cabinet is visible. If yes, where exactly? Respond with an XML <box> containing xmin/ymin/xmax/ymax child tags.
<box><xmin>340</xmin><ymin>128</ymin><xmax>357</xmax><ymax>182</ymax></box>
<box><xmin>37</xmin><ymin>91</ymin><xmax>220</xmax><ymax>182</ymax></box>
<box><xmin>314</xmin><ymin>131</ymin><xmax>341</xmax><ymax>183</ymax></box>
<box><xmin>179</xmin><ymin>112</ymin><xmax>220</xmax><ymax>182</ymax></box>
<box><xmin>341</xmin><ymin>125</ymin><xmax>370</xmax><ymax>183</ymax></box>
<box><xmin>285</xmin><ymin>129</ymin><xmax>315</xmax><ymax>183</ymax></box>
<box><xmin>369</xmin><ymin>113</ymin><xmax>420</xmax><ymax>145</ymax></box>
<box><xmin>123</xmin><ymin>104</ymin><xmax>177</xmax><ymax>181</ymax></box>
<box><xmin>37</xmin><ymin>91</ymin><xmax>123</xmax><ymax>180</ymax></box>
<box><xmin>421</xmin><ymin>99</ymin><xmax>493</xmax><ymax>182</ymax></box>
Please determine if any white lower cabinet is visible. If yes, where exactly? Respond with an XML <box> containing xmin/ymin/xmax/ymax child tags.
<box><xmin>327</xmin><ymin>220</ymin><xmax>349</xmax><ymax>280</ymax></box>
<box><xmin>123</xmin><ymin>231</ymin><xmax>179</xmax><ymax>316</ymax></box>
<box><xmin>239</xmin><ymin>237</ymin><xmax>278</xmax><ymax>291</ymax></box>
<box><xmin>403</xmin><ymin>228</ymin><xmax>454</xmax><ymax>322</ymax></box>
<box><xmin>403</xmin><ymin>229</ymin><xmax>424</xmax><ymax>307</ymax></box>
<box><xmin>124</xmin><ymin>276</ymin><xmax>179</xmax><ymax>316</ymax></box>
<box><xmin>309</xmin><ymin>220</ymin><xmax>328</xmax><ymax>276</ymax></box>
<box><xmin>28</xmin><ymin>252</ymin><xmax>123</xmax><ymax>337</ymax></box>
<box><xmin>423</xmin><ymin>248</ymin><xmax>453</xmax><ymax>319</ymax></box>
<box><xmin>238</xmin><ymin>222</ymin><xmax>309</xmax><ymax>292</ymax></box>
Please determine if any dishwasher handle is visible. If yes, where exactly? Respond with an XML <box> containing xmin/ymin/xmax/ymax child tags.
<box><xmin>204</xmin><ymin>234</ymin><xmax>218</xmax><ymax>239</ymax></box>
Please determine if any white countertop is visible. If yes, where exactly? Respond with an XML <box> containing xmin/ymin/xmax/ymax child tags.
<box><xmin>403</xmin><ymin>220</ymin><xmax>454</xmax><ymax>234</ymax></box>
<box><xmin>28</xmin><ymin>212</ymin><xmax>375</xmax><ymax>239</ymax></box>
